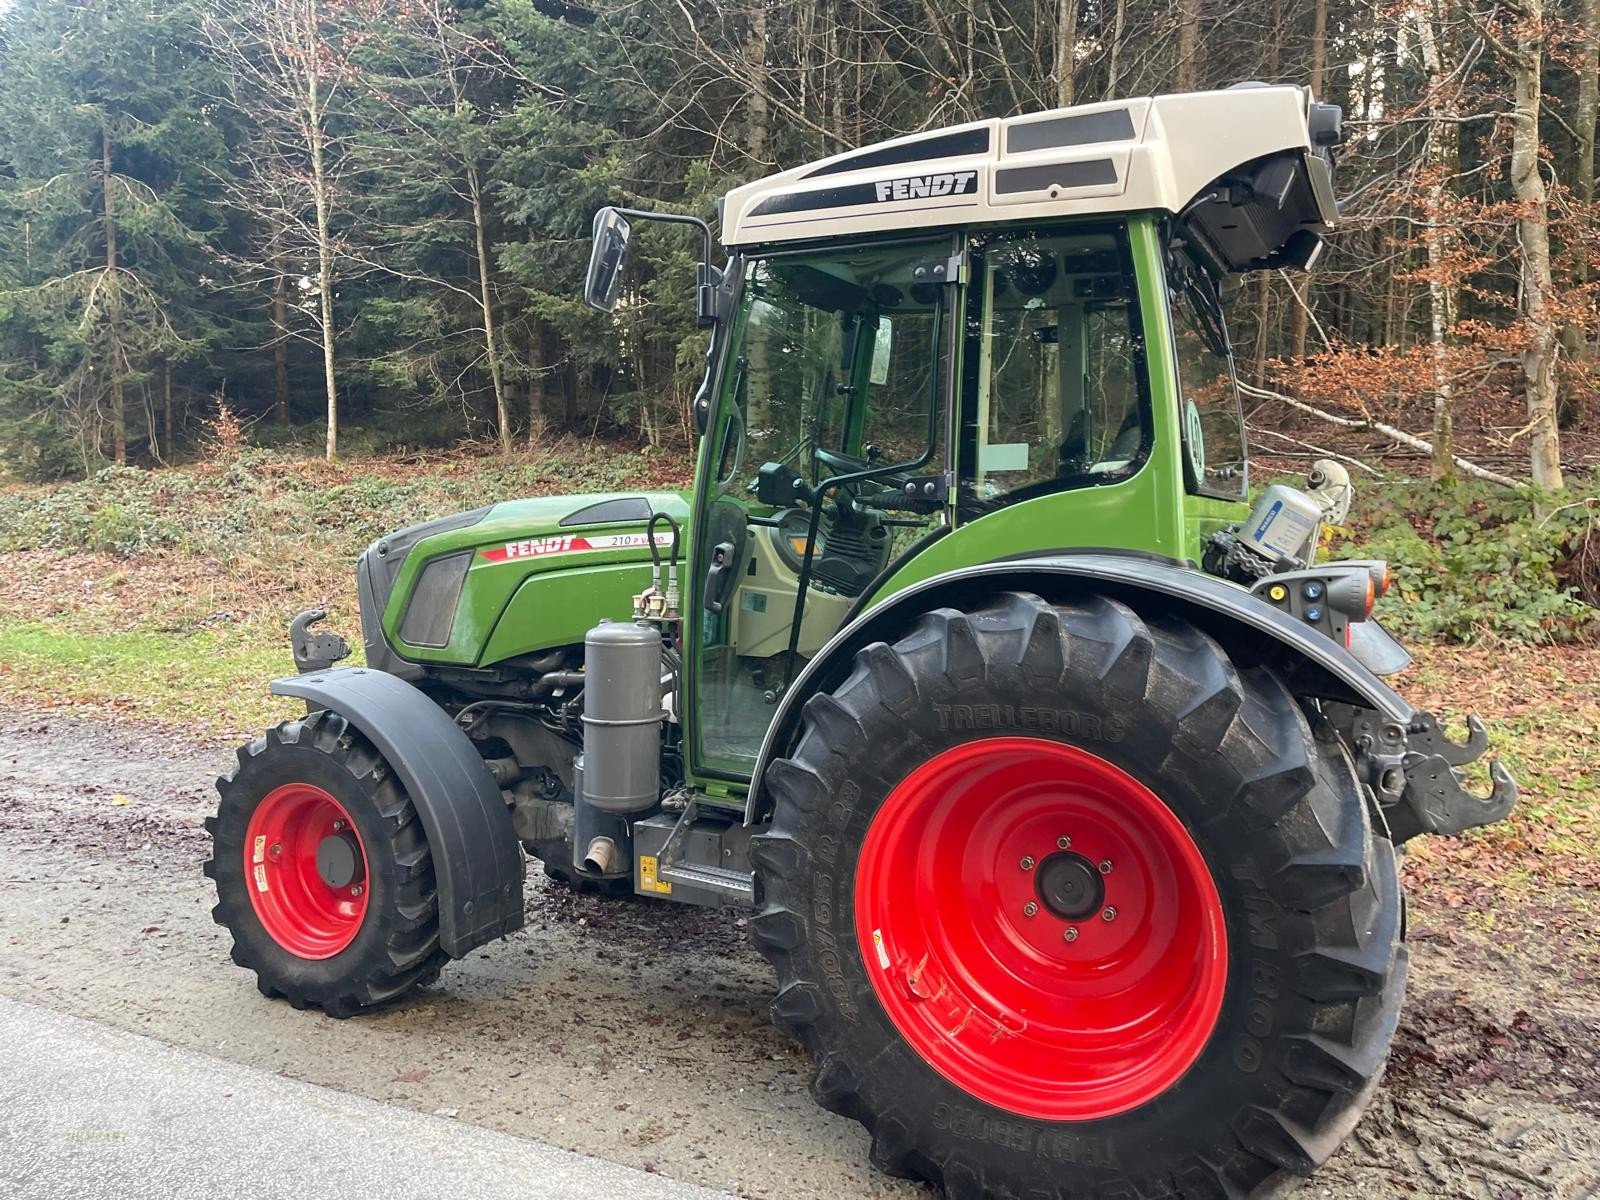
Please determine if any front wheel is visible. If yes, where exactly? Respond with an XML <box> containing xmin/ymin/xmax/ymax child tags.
<box><xmin>205</xmin><ymin>711</ymin><xmax>449</xmax><ymax>1017</ymax></box>
<box><xmin>751</xmin><ymin>592</ymin><xmax>1406</xmax><ymax>1199</ymax></box>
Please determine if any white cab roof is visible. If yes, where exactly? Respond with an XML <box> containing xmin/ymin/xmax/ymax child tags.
<box><xmin>721</xmin><ymin>85</ymin><xmax>1335</xmax><ymax>250</ymax></box>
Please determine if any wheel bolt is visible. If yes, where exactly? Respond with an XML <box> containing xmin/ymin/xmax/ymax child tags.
<box><xmin>1098</xmin><ymin>859</ymin><xmax>1113</xmax><ymax>874</ymax></box>
<box><xmin>1020</xmin><ymin>855</ymin><xmax>1035</xmax><ymax>871</ymax></box>
<box><xmin>1023</xmin><ymin>902</ymin><xmax>1038</xmax><ymax>918</ymax></box>
<box><xmin>1057</xmin><ymin>836</ymin><xmax>1071</xmax><ymax>850</ymax></box>
<box><xmin>350</xmin><ymin>884</ymin><xmax>363</xmax><ymax>897</ymax></box>
<box><xmin>332</xmin><ymin>820</ymin><xmax>345</xmax><ymax>832</ymax></box>
<box><xmin>1101</xmin><ymin>906</ymin><xmax>1117</xmax><ymax>922</ymax></box>
<box><xmin>268</xmin><ymin>843</ymin><xmax>282</xmax><ymax>861</ymax></box>
<box><xmin>1063</xmin><ymin>926</ymin><xmax>1079</xmax><ymax>943</ymax></box>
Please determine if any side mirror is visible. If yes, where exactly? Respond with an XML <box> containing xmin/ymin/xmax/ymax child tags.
<box><xmin>584</xmin><ymin>207</ymin><xmax>632</xmax><ymax>312</ymax></box>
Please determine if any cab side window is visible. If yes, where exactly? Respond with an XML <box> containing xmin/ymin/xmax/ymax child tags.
<box><xmin>959</xmin><ymin>226</ymin><xmax>1150</xmax><ymax>514</ymax></box>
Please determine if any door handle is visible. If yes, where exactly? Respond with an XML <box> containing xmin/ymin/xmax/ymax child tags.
<box><xmin>704</xmin><ymin>541</ymin><xmax>737</xmax><ymax>613</ymax></box>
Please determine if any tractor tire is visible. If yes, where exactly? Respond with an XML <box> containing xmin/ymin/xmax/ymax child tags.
<box><xmin>206</xmin><ymin>711</ymin><xmax>449</xmax><ymax>1018</ymax></box>
<box><xmin>751</xmin><ymin>592</ymin><xmax>1406</xmax><ymax>1199</ymax></box>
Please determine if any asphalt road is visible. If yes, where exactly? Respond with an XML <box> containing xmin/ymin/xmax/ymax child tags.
<box><xmin>0</xmin><ymin>994</ymin><xmax>737</xmax><ymax>1200</ymax></box>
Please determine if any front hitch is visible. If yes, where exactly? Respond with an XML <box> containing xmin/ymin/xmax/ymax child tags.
<box><xmin>290</xmin><ymin>609</ymin><xmax>352</xmax><ymax>674</ymax></box>
<box><xmin>1323</xmin><ymin>702</ymin><xmax>1518</xmax><ymax>843</ymax></box>
<box><xmin>1391</xmin><ymin>751</ymin><xmax>1518</xmax><ymax>843</ymax></box>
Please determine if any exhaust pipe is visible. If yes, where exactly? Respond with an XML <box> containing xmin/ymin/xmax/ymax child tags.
<box><xmin>581</xmin><ymin>836</ymin><xmax>618</xmax><ymax>876</ymax></box>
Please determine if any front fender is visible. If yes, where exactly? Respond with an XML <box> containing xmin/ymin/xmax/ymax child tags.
<box><xmin>745</xmin><ymin>552</ymin><xmax>1414</xmax><ymax>823</ymax></box>
<box><xmin>271</xmin><ymin>667</ymin><xmax>524</xmax><ymax>957</ymax></box>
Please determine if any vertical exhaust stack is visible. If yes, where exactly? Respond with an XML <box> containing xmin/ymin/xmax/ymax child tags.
<box><xmin>573</xmin><ymin>619</ymin><xmax>665</xmax><ymax>878</ymax></box>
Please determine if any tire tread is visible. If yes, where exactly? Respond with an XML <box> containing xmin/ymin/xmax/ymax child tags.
<box><xmin>753</xmin><ymin>590</ymin><xmax>1406</xmax><ymax>1200</ymax></box>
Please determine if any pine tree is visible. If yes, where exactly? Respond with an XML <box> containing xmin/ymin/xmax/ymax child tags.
<box><xmin>0</xmin><ymin>0</ymin><xmax>224</xmax><ymax>475</ymax></box>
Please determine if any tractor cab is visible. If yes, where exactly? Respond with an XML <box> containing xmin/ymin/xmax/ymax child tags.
<box><xmin>588</xmin><ymin>84</ymin><xmax>1343</xmax><ymax>776</ymax></box>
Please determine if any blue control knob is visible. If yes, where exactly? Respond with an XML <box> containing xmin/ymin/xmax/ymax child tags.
<box><xmin>1303</xmin><ymin>582</ymin><xmax>1324</xmax><ymax>602</ymax></box>
<box><xmin>1304</xmin><ymin>606</ymin><xmax>1324</xmax><ymax>623</ymax></box>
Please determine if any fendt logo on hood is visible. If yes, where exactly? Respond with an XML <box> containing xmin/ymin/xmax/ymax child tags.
<box><xmin>479</xmin><ymin>530</ymin><xmax>673</xmax><ymax>564</ymax></box>
<box><xmin>874</xmin><ymin>171</ymin><xmax>978</xmax><ymax>203</ymax></box>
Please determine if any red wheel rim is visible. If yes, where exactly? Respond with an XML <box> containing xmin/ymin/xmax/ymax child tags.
<box><xmin>243</xmin><ymin>783</ymin><xmax>369</xmax><ymax>959</ymax></box>
<box><xmin>854</xmin><ymin>737</ymin><xmax>1227</xmax><ymax>1121</ymax></box>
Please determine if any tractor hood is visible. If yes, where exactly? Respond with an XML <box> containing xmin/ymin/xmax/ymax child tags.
<box><xmin>357</xmin><ymin>490</ymin><xmax>692</xmax><ymax>677</ymax></box>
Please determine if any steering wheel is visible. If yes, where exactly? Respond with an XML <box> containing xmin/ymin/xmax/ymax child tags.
<box><xmin>813</xmin><ymin>446</ymin><xmax>874</xmax><ymax>477</ymax></box>
<box><xmin>812</xmin><ymin>446</ymin><xmax>940</xmax><ymax>516</ymax></box>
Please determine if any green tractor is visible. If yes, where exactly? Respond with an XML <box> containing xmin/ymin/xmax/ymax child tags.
<box><xmin>207</xmin><ymin>84</ymin><xmax>1515</xmax><ymax>1197</ymax></box>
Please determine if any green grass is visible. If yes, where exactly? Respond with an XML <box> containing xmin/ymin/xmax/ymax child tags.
<box><xmin>0</xmin><ymin>441</ymin><xmax>690</xmax><ymax>738</ymax></box>
<box><xmin>0</xmin><ymin>617</ymin><xmax>314</xmax><ymax>737</ymax></box>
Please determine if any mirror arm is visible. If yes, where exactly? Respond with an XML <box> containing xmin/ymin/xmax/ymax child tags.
<box><xmin>606</xmin><ymin>207</ymin><xmax>715</xmax><ymax>268</ymax></box>
<box><xmin>595</xmin><ymin>208</ymin><xmax>726</xmax><ymax>329</ymax></box>
<box><xmin>606</xmin><ymin>207</ymin><xmax>722</xmax><ymax>329</ymax></box>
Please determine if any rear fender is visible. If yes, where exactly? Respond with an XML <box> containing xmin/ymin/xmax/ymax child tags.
<box><xmin>271</xmin><ymin>667</ymin><xmax>524</xmax><ymax>956</ymax></box>
<box><xmin>745</xmin><ymin>552</ymin><xmax>1415</xmax><ymax>824</ymax></box>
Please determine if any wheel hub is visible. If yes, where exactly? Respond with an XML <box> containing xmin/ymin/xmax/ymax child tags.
<box><xmin>1033</xmin><ymin>850</ymin><xmax>1104</xmax><ymax>920</ymax></box>
<box><xmin>316</xmin><ymin>833</ymin><xmax>361</xmax><ymax>889</ymax></box>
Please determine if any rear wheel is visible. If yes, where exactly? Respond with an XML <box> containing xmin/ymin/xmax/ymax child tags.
<box><xmin>751</xmin><ymin>592</ymin><xmax>1406</xmax><ymax>1199</ymax></box>
<box><xmin>206</xmin><ymin>711</ymin><xmax>449</xmax><ymax>1017</ymax></box>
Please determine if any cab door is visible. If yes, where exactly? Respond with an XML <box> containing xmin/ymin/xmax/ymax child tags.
<box><xmin>686</xmin><ymin>236</ymin><xmax>959</xmax><ymax>781</ymax></box>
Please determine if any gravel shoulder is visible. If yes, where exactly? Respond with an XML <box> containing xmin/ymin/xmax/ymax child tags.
<box><xmin>1</xmin><ymin>711</ymin><xmax>1596</xmax><ymax>1199</ymax></box>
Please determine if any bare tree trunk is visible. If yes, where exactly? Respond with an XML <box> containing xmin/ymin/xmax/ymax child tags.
<box><xmin>1309</xmin><ymin>0</ymin><xmax>1327</xmax><ymax>93</ymax></box>
<box><xmin>827</xmin><ymin>10</ymin><xmax>845</xmax><ymax>142</ymax></box>
<box><xmin>467</xmin><ymin>164</ymin><xmax>511</xmax><ymax>454</ymax></box>
<box><xmin>272</xmin><ymin>237</ymin><xmax>290</xmax><ymax>427</ymax></box>
<box><xmin>1289</xmin><ymin>0</ymin><xmax>1329</xmax><ymax>362</ymax></box>
<box><xmin>1505</xmin><ymin>3</ymin><xmax>1565</xmax><ymax>490</ymax></box>
<box><xmin>526</xmin><ymin>318</ymin><xmax>547</xmax><ymax>447</ymax></box>
<box><xmin>1558</xmin><ymin>0</ymin><xmax>1598</xmax><ymax>422</ymax></box>
<box><xmin>1176</xmin><ymin>0</ymin><xmax>1200</xmax><ymax>90</ymax></box>
<box><xmin>1416</xmin><ymin>2</ymin><xmax>1461</xmax><ymax>480</ymax></box>
<box><xmin>1577</xmin><ymin>0</ymin><xmax>1599</xmax><ymax>220</ymax></box>
<box><xmin>1056</xmin><ymin>0</ymin><xmax>1079</xmax><ymax>106</ymax></box>
<box><xmin>1382</xmin><ymin>246</ymin><xmax>1399</xmax><ymax>347</ymax></box>
<box><xmin>747</xmin><ymin>3</ymin><xmax>769</xmax><ymax>167</ymax></box>
<box><xmin>163</xmin><ymin>361</ymin><xmax>174</xmax><ymax>461</ymax></box>
<box><xmin>1251</xmin><ymin>0</ymin><xmax>1284</xmax><ymax>385</ymax></box>
<box><xmin>102</xmin><ymin>128</ymin><xmax>127</xmax><ymax>465</ymax></box>
<box><xmin>1252</xmin><ymin>277</ymin><xmax>1272</xmax><ymax>384</ymax></box>
<box><xmin>308</xmin><ymin>62</ymin><xmax>339</xmax><ymax>461</ymax></box>
<box><xmin>1105</xmin><ymin>0</ymin><xmax>1127</xmax><ymax>97</ymax></box>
